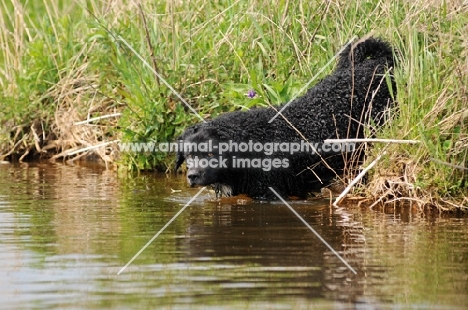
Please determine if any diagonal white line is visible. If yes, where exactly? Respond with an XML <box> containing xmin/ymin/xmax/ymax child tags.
<box><xmin>268</xmin><ymin>36</ymin><xmax>357</xmax><ymax>123</ymax></box>
<box><xmin>118</xmin><ymin>36</ymin><xmax>207</xmax><ymax>123</ymax></box>
<box><xmin>117</xmin><ymin>187</ymin><xmax>206</xmax><ymax>275</ymax></box>
<box><xmin>268</xmin><ymin>187</ymin><xmax>357</xmax><ymax>274</ymax></box>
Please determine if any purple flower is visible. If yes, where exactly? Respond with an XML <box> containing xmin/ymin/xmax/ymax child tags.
<box><xmin>247</xmin><ymin>89</ymin><xmax>256</xmax><ymax>98</ymax></box>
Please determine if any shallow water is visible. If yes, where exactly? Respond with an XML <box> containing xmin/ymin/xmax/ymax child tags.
<box><xmin>0</xmin><ymin>162</ymin><xmax>467</xmax><ymax>309</ymax></box>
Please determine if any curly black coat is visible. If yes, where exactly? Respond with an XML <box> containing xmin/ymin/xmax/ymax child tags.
<box><xmin>176</xmin><ymin>38</ymin><xmax>396</xmax><ymax>199</ymax></box>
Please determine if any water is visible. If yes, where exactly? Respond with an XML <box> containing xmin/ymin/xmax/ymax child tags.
<box><xmin>0</xmin><ymin>162</ymin><xmax>467</xmax><ymax>309</ymax></box>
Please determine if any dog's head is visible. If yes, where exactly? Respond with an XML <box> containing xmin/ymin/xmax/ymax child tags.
<box><xmin>175</xmin><ymin>124</ymin><xmax>226</xmax><ymax>188</ymax></box>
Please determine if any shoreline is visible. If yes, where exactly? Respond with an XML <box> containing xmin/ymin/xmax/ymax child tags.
<box><xmin>1</xmin><ymin>0</ymin><xmax>466</xmax><ymax>211</ymax></box>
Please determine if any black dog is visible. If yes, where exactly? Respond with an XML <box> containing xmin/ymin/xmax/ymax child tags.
<box><xmin>176</xmin><ymin>38</ymin><xmax>396</xmax><ymax>199</ymax></box>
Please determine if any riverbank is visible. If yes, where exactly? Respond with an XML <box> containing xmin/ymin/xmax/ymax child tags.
<box><xmin>0</xmin><ymin>0</ymin><xmax>466</xmax><ymax>210</ymax></box>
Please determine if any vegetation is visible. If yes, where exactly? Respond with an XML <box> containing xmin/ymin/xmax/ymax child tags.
<box><xmin>0</xmin><ymin>0</ymin><xmax>466</xmax><ymax>210</ymax></box>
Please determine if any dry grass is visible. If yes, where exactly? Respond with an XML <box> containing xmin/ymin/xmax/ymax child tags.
<box><xmin>45</xmin><ymin>63</ymin><xmax>122</xmax><ymax>167</ymax></box>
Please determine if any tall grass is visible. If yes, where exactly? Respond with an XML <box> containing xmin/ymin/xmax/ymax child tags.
<box><xmin>0</xmin><ymin>0</ymin><xmax>466</xmax><ymax>209</ymax></box>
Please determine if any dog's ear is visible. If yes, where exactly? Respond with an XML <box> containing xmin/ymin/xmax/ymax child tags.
<box><xmin>174</xmin><ymin>126</ymin><xmax>193</xmax><ymax>172</ymax></box>
<box><xmin>175</xmin><ymin>151</ymin><xmax>185</xmax><ymax>170</ymax></box>
<box><xmin>174</xmin><ymin>134</ymin><xmax>185</xmax><ymax>170</ymax></box>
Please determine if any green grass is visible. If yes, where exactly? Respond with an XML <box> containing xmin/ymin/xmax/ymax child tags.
<box><xmin>0</xmin><ymin>0</ymin><xmax>466</xmax><ymax>209</ymax></box>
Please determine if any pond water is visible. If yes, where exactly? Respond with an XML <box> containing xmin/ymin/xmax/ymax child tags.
<box><xmin>0</xmin><ymin>162</ymin><xmax>467</xmax><ymax>309</ymax></box>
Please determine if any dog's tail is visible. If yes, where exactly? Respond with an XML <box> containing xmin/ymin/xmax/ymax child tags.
<box><xmin>336</xmin><ymin>37</ymin><xmax>394</xmax><ymax>69</ymax></box>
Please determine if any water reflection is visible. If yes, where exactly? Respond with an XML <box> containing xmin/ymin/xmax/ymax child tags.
<box><xmin>0</xmin><ymin>162</ymin><xmax>466</xmax><ymax>309</ymax></box>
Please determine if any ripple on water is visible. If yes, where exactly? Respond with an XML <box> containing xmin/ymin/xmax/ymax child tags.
<box><xmin>0</xmin><ymin>162</ymin><xmax>466</xmax><ymax>309</ymax></box>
